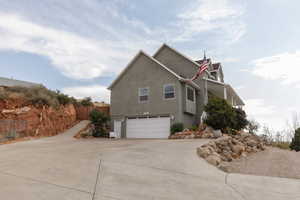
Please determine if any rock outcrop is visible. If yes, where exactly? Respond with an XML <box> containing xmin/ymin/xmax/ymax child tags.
<box><xmin>197</xmin><ymin>132</ymin><xmax>266</xmax><ymax>169</ymax></box>
<box><xmin>0</xmin><ymin>98</ymin><xmax>77</xmax><ymax>140</ymax></box>
<box><xmin>169</xmin><ymin>126</ymin><xmax>218</xmax><ymax>139</ymax></box>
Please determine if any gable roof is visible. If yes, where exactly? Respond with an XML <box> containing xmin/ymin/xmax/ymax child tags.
<box><xmin>108</xmin><ymin>51</ymin><xmax>181</xmax><ymax>90</ymax></box>
<box><xmin>153</xmin><ymin>44</ymin><xmax>201</xmax><ymax>68</ymax></box>
<box><xmin>153</xmin><ymin>43</ymin><xmax>211</xmax><ymax>77</ymax></box>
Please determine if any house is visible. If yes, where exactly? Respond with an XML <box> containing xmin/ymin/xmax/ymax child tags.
<box><xmin>0</xmin><ymin>77</ymin><xmax>42</xmax><ymax>88</ymax></box>
<box><xmin>108</xmin><ymin>44</ymin><xmax>244</xmax><ymax>138</ymax></box>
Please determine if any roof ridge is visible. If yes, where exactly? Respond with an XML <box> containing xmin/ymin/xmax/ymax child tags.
<box><xmin>108</xmin><ymin>50</ymin><xmax>182</xmax><ymax>89</ymax></box>
<box><xmin>153</xmin><ymin>43</ymin><xmax>201</xmax><ymax>68</ymax></box>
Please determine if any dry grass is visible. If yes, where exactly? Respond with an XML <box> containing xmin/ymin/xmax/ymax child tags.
<box><xmin>271</xmin><ymin>142</ymin><xmax>290</xmax><ymax>150</ymax></box>
<box><xmin>0</xmin><ymin>86</ymin><xmax>78</xmax><ymax>108</ymax></box>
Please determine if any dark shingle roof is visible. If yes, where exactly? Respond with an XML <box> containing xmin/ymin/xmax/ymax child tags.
<box><xmin>212</xmin><ymin>63</ymin><xmax>221</xmax><ymax>70</ymax></box>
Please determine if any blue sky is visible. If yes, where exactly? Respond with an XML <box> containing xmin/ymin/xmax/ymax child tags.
<box><xmin>0</xmin><ymin>0</ymin><xmax>299</xmax><ymax>131</ymax></box>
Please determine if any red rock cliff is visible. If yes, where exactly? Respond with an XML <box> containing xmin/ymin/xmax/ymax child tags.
<box><xmin>0</xmin><ymin>99</ymin><xmax>77</xmax><ymax>138</ymax></box>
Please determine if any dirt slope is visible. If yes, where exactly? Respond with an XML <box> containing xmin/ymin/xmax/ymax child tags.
<box><xmin>227</xmin><ymin>147</ymin><xmax>300</xmax><ymax>179</ymax></box>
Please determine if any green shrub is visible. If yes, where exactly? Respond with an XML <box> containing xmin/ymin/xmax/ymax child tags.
<box><xmin>89</xmin><ymin>109</ymin><xmax>110</xmax><ymax>137</ymax></box>
<box><xmin>27</xmin><ymin>87</ymin><xmax>59</xmax><ymax>108</ymax></box>
<box><xmin>232</xmin><ymin>107</ymin><xmax>248</xmax><ymax>131</ymax></box>
<box><xmin>80</xmin><ymin>97</ymin><xmax>93</xmax><ymax>106</ymax></box>
<box><xmin>170</xmin><ymin>123</ymin><xmax>184</xmax><ymax>135</ymax></box>
<box><xmin>0</xmin><ymin>89</ymin><xmax>8</xmax><ymax>100</ymax></box>
<box><xmin>55</xmin><ymin>90</ymin><xmax>73</xmax><ymax>105</ymax></box>
<box><xmin>204</xmin><ymin>97</ymin><xmax>235</xmax><ymax>130</ymax></box>
<box><xmin>204</xmin><ymin>96</ymin><xmax>248</xmax><ymax>132</ymax></box>
<box><xmin>90</xmin><ymin>109</ymin><xmax>109</xmax><ymax>125</ymax></box>
<box><xmin>290</xmin><ymin>128</ymin><xmax>300</xmax><ymax>151</ymax></box>
<box><xmin>190</xmin><ymin>125</ymin><xmax>198</xmax><ymax>131</ymax></box>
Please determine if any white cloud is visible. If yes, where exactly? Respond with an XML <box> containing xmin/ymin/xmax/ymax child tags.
<box><xmin>176</xmin><ymin>0</ymin><xmax>246</xmax><ymax>43</ymax></box>
<box><xmin>244</xmin><ymin>98</ymin><xmax>288</xmax><ymax>130</ymax></box>
<box><xmin>0</xmin><ymin>13</ymin><xmax>139</xmax><ymax>79</ymax></box>
<box><xmin>244</xmin><ymin>99</ymin><xmax>276</xmax><ymax>117</ymax></box>
<box><xmin>235</xmin><ymin>85</ymin><xmax>245</xmax><ymax>90</ymax></box>
<box><xmin>62</xmin><ymin>85</ymin><xmax>110</xmax><ymax>103</ymax></box>
<box><xmin>252</xmin><ymin>51</ymin><xmax>300</xmax><ymax>86</ymax></box>
<box><xmin>0</xmin><ymin>1</ymin><xmax>246</xmax><ymax>81</ymax></box>
<box><xmin>222</xmin><ymin>57</ymin><xmax>240</xmax><ymax>63</ymax></box>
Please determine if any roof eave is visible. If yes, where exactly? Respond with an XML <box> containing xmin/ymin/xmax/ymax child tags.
<box><xmin>108</xmin><ymin>50</ymin><xmax>182</xmax><ymax>90</ymax></box>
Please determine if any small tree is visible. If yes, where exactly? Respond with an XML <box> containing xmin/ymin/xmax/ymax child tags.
<box><xmin>55</xmin><ymin>90</ymin><xmax>72</xmax><ymax>105</ymax></box>
<box><xmin>232</xmin><ymin>107</ymin><xmax>248</xmax><ymax>131</ymax></box>
<box><xmin>247</xmin><ymin>119</ymin><xmax>260</xmax><ymax>134</ymax></box>
<box><xmin>204</xmin><ymin>97</ymin><xmax>235</xmax><ymax>131</ymax></box>
<box><xmin>204</xmin><ymin>97</ymin><xmax>248</xmax><ymax>132</ymax></box>
<box><xmin>81</xmin><ymin>97</ymin><xmax>93</xmax><ymax>106</ymax></box>
<box><xmin>290</xmin><ymin>128</ymin><xmax>300</xmax><ymax>151</ymax></box>
<box><xmin>89</xmin><ymin>109</ymin><xmax>110</xmax><ymax>137</ymax></box>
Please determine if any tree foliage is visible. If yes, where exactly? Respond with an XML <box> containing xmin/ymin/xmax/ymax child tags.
<box><xmin>232</xmin><ymin>107</ymin><xmax>248</xmax><ymax>131</ymax></box>
<box><xmin>170</xmin><ymin>123</ymin><xmax>184</xmax><ymax>135</ymax></box>
<box><xmin>247</xmin><ymin>119</ymin><xmax>260</xmax><ymax>134</ymax></box>
<box><xmin>89</xmin><ymin>109</ymin><xmax>110</xmax><ymax>137</ymax></box>
<box><xmin>80</xmin><ymin>97</ymin><xmax>93</xmax><ymax>106</ymax></box>
<box><xmin>290</xmin><ymin>128</ymin><xmax>300</xmax><ymax>151</ymax></box>
<box><xmin>204</xmin><ymin>96</ymin><xmax>248</xmax><ymax>132</ymax></box>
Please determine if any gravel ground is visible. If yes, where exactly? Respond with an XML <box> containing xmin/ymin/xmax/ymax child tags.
<box><xmin>227</xmin><ymin>147</ymin><xmax>300</xmax><ymax>179</ymax></box>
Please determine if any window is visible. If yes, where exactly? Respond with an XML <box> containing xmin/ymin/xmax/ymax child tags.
<box><xmin>210</xmin><ymin>72</ymin><xmax>217</xmax><ymax>80</ymax></box>
<box><xmin>164</xmin><ymin>84</ymin><xmax>175</xmax><ymax>99</ymax></box>
<box><xmin>186</xmin><ymin>86</ymin><xmax>194</xmax><ymax>102</ymax></box>
<box><xmin>139</xmin><ymin>87</ymin><xmax>149</xmax><ymax>102</ymax></box>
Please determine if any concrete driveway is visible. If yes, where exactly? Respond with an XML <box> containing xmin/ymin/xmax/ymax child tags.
<box><xmin>0</xmin><ymin>121</ymin><xmax>299</xmax><ymax>200</ymax></box>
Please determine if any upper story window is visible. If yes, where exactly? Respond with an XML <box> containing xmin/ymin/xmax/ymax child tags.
<box><xmin>210</xmin><ymin>71</ymin><xmax>217</xmax><ymax>80</ymax></box>
<box><xmin>164</xmin><ymin>84</ymin><xmax>175</xmax><ymax>99</ymax></box>
<box><xmin>186</xmin><ymin>86</ymin><xmax>195</xmax><ymax>102</ymax></box>
<box><xmin>139</xmin><ymin>87</ymin><xmax>149</xmax><ymax>102</ymax></box>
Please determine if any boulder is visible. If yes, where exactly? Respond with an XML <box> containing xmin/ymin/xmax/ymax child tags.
<box><xmin>213</xmin><ymin>129</ymin><xmax>222</xmax><ymax>138</ymax></box>
<box><xmin>2</xmin><ymin>106</ymin><xmax>31</xmax><ymax>115</ymax></box>
<box><xmin>246</xmin><ymin>139</ymin><xmax>258</xmax><ymax>147</ymax></box>
<box><xmin>221</xmin><ymin>151</ymin><xmax>233</xmax><ymax>162</ymax></box>
<box><xmin>231</xmin><ymin>144</ymin><xmax>245</xmax><ymax>155</ymax></box>
<box><xmin>197</xmin><ymin>147</ymin><xmax>211</xmax><ymax>158</ymax></box>
<box><xmin>206</xmin><ymin>154</ymin><xmax>221</xmax><ymax>166</ymax></box>
<box><xmin>201</xmin><ymin>126</ymin><xmax>214</xmax><ymax>138</ymax></box>
<box><xmin>197</xmin><ymin>132</ymin><xmax>266</xmax><ymax>168</ymax></box>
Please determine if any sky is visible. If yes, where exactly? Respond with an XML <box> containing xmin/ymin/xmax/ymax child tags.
<box><xmin>0</xmin><ymin>0</ymin><xmax>299</xmax><ymax>131</ymax></box>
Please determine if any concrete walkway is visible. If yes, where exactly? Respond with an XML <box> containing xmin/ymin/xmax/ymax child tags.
<box><xmin>0</xmin><ymin>120</ymin><xmax>299</xmax><ymax>200</ymax></box>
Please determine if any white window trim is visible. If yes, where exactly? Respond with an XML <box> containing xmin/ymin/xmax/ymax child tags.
<box><xmin>163</xmin><ymin>84</ymin><xmax>176</xmax><ymax>100</ymax></box>
<box><xmin>186</xmin><ymin>85</ymin><xmax>195</xmax><ymax>102</ymax></box>
<box><xmin>138</xmin><ymin>87</ymin><xmax>149</xmax><ymax>103</ymax></box>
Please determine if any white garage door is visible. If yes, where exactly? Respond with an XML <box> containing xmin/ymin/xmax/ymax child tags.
<box><xmin>126</xmin><ymin>117</ymin><xmax>170</xmax><ymax>138</ymax></box>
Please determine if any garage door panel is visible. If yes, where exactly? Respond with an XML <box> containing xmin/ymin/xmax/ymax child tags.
<box><xmin>126</xmin><ymin>117</ymin><xmax>170</xmax><ymax>138</ymax></box>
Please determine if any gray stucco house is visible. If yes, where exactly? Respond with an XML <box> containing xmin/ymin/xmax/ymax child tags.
<box><xmin>108</xmin><ymin>44</ymin><xmax>244</xmax><ymax>138</ymax></box>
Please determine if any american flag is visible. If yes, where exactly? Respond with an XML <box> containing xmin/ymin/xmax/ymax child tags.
<box><xmin>189</xmin><ymin>60</ymin><xmax>210</xmax><ymax>81</ymax></box>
